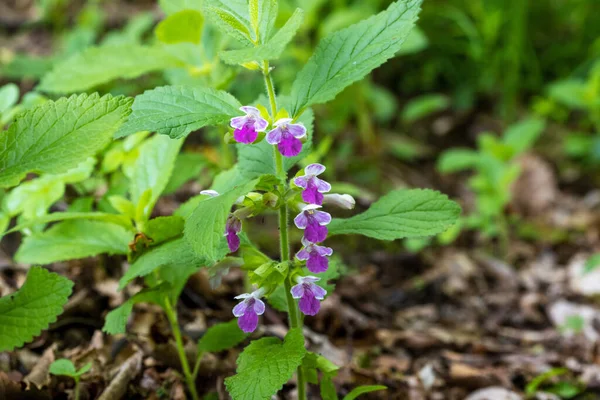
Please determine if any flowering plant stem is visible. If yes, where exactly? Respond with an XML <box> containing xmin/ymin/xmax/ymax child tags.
<box><xmin>164</xmin><ymin>296</ymin><xmax>200</xmax><ymax>400</ymax></box>
<box><xmin>264</xmin><ymin>61</ymin><xmax>308</xmax><ymax>400</ymax></box>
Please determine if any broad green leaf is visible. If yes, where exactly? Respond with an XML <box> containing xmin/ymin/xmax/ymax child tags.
<box><xmin>328</xmin><ymin>189</ymin><xmax>460</xmax><ymax>240</ymax></box>
<box><xmin>220</xmin><ymin>9</ymin><xmax>304</xmax><ymax>65</ymax></box>
<box><xmin>185</xmin><ymin>179</ymin><xmax>258</xmax><ymax>263</ymax></box>
<box><xmin>15</xmin><ymin>220</ymin><xmax>131</xmax><ymax>264</ymax></box>
<box><xmin>503</xmin><ymin>118</ymin><xmax>545</xmax><ymax>156</ymax></box>
<box><xmin>116</xmin><ymin>85</ymin><xmax>242</xmax><ymax>139</ymax></box>
<box><xmin>119</xmin><ymin>238</ymin><xmax>206</xmax><ymax>289</ymax></box>
<box><xmin>237</xmin><ymin>108</ymin><xmax>314</xmax><ymax>179</ymax></box>
<box><xmin>343</xmin><ymin>385</ymin><xmax>387</xmax><ymax>400</ymax></box>
<box><xmin>396</xmin><ymin>26</ymin><xmax>428</xmax><ymax>55</ymax></box>
<box><xmin>225</xmin><ymin>329</ymin><xmax>306</xmax><ymax>400</ymax></box>
<box><xmin>103</xmin><ymin>285</ymin><xmax>168</xmax><ymax>335</ymax></box>
<box><xmin>547</xmin><ymin>80</ymin><xmax>588</xmax><ymax>109</ymax></box>
<box><xmin>0</xmin><ymin>83</ymin><xmax>19</xmax><ymax>113</ymax></box>
<box><xmin>257</xmin><ymin>0</ymin><xmax>278</xmax><ymax>41</ymax></box>
<box><xmin>0</xmin><ymin>93</ymin><xmax>132</xmax><ymax>188</ymax></box>
<box><xmin>401</xmin><ymin>94</ymin><xmax>449</xmax><ymax>123</ymax></box>
<box><xmin>437</xmin><ymin>149</ymin><xmax>480</xmax><ymax>174</ymax></box>
<box><xmin>156</xmin><ymin>10</ymin><xmax>204</xmax><ymax>44</ymax></box>
<box><xmin>163</xmin><ymin>152</ymin><xmax>207</xmax><ymax>194</ymax></box>
<box><xmin>289</xmin><ymin>0</ymin><xmax>422</xmax><ymax>116</ymax></box>
<box><xmin>3</xmin><ymin>212</ymin><xmax>133</xmax><ymax>237</ymax></box>
<box><xmin>143</xmin><ymin>216</ymin><xmax>185</xmax><ymax>245</ymax></box>
<box><xmin>197</xmin><ymin>320</ymin><xmax>248</xmax><ymax>352</ymax></box>
<box><xmin>204</xmin><ymin>0</ymin><xmax>253</xmax><ymax>43</ymax></box>
<box><xmin>159</xmin><ymin>0</ymin><xmax>203</xmax><ymax>14</ymax></box>
<box><xmin>0</xmin><ymin>267</ymin><xmax>73</xmax><ymax>351</ymax></box>
<box><xmin>38</xmin><ymin>44</ymin><xmax>183</xmax><ymax>94</ymax></box>
<box><xmin>125</xmin><ymin>135</ymin><xmax>183</xmax><ymax>214</ymax></box>
<box><xmin>49</xmin><ymin>359</ymin><xmax>91</xmax><ymax>378</ymax></box>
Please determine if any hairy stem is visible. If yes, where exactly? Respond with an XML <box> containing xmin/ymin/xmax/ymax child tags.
<box><xmin>263</xmin><ymin>61</ymin><xmax>308</xmax><ymax>400</ymax></box>
<box><xmin>164</xmin><ymin>297</ymin><xmax>200</xmax><ymax>400</ymax></box>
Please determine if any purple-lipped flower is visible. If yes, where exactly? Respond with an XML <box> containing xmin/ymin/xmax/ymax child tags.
<box><xmin>296</xmin><ymin>237</ymin><xmax>333</xmax><ymax>273</ymax></box>
<box><xmin>294</xmin><ymin>204</ymin><xmax>331</xmax><ymax>243</ymax></box>
<box><xmin>266</xmin><ymin>118</ymin><xmax>307</xmax><ymax>157</ymax></box>
<box><xmin>232</xmin><ymin>288</ymin><xmax>266</xmax><ymax>333</ymax></box>
<box><xmin>293</xmin><ymin>163</ymin><xmax>331</xmax><ymax>205</ymax></box>
<box><xmin>230</xmin><ymin>106</ymin><xmax>269</xmax><ymax>144</ymax></box>
<box><xmin>225</xmin><ymin>215</ymin><xmax>242</xmax><ymax>253</ymax></box>
<box><xmin>291</xmin><ymin>276</ymin><xmax>327</xmax><ymax>316</ymax></box>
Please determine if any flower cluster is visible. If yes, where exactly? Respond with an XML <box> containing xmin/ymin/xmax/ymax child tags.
<box><xmin>230</xmin><ymin>107</ymin><xmax>307</xmax><ymax>158</ymax></box>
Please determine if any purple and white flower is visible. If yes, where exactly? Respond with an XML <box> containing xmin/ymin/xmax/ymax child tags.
<box><xmin>230</xmin><ymin>106</ymin><xmax>269</xmax><ymax>144</ymax></box>
<box><xmin>225</xmin><ymin>215</ymin><xmax>242</xmax><ymax>253</ymax></box>
<box><xmin>293</xmin><ymin>164</ymin><xmax>331</xmax><ymax>205</ymax></box>
<box><xmin>232</xmin><ymin>288</ymin><xmax>266</xmax><ymax>333</ymax></box>
<box><xmin>296</xmin><ymin>237</ymin><xmax>333</xmax><ymax>273</ymax></box>
<box><xmin>200</xmin><ymin>190</ymin><xmax>220</xmax><ymax>197</ymax></box>
<box><xmin>266</xmin><ymin>118</ymin><xmax>307</xmax><ymax>157</ymax></box>
<box><xmin>291</xmin><ymin>276</ymin><xmax>327</xmax><ymax>316</ymax></box>
<box><xmin>323</xmin><ymin>193</ymin><xmax>355</xmax><ymax>210</ymax></box>
<box><xmin>294</xmin><ymin>204</ymin><xmax>331</xmax><ymax>243</ymax></box>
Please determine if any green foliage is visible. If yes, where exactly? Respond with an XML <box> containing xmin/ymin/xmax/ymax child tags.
<box><xmin>329</xmin><ymin>189</ymin><xmax>461</xmax><ymax>240</ymax></box>
<box><xmin>38</xmin><ymin>44</ymin><xmax>183</xmax><ymax>94</ymax></box>
<box><xmin>526</xmin><ymin>368</ymin><xmax>583</xmax><ymax>399</ymax></box>
<box><xmin>15</xmin><ymin>220</ymin><xmax>131</xmax><ymax>264</ymax></box>
<box><xmin>144</xmin><ymin>216</ymin><xmax>185</xmax><ymax>245</ymax></box>
<box><xmin>156</xmin><ymin>10</ymin><xmax>205</xmax><ymax>44</ymax></box>
<box><xmin>185</xmin><ymin>179</ymin><xmax>258</xmax><ymax>263</ymax></box>
<box><xmin>220</xmin><ymin>9</ymin><xmax>305</xmax><ymax>65</ymax></box>
<box><xmin>197</xmin><ymin>320</ymin><xmax>248</xmax><ymax>352</ymax></box>
<box><xmin>103</xmin><ymin>284</ymin><xmax>169</xmax><ymax>334</ymax></box>
<box><xmin>0</xmin><ymin>93</ymin><xmax>132</xmax><ymax>188</ymax></box>
<box><xmin>0</xmin><ymin>267</ymin><xmax>73</xmax><ymax>351</ymax></box>
<box><xmin>289</xmin><ymin>0</ymin><xmax>422</xmax><ymax>116</ymax></box>
<box><xmin>159</xmin><ymin>0</ymin><xmax>203</xmax><ymax>14</ymax></box>
<box><xmin>203</xmin><ymin>0</ymin><xmax>254</xmax><ymax>43</ymax></box>
<box><xmin>584</xmin><ymin>253</ymin><xmax>600</xmax><ymax>274</ymax></box>
<box><xmin>225</xmin><ymin>329</ymin><xmax>307</xmax><ymax>400</ymax></box>
<box><xmin>343</xmin><ymin>385</ymin><xmax>388</xmax><ymax>400</ymax></box>
<box><xmin>401</xmin><ymin>94</ymin><xmax>450</xmax><ymax>123</ymax></box>
<box><xmin>49</xmin><ymin>359</ymin><xmax>92</xmax><ymax>378</ymax></box>
<box><xmin>0</xmin><ymin>83</ymin><xmax>19</xmax><ymax>114</ymax></box>
<box><xmin>116</xmin><ymin>85</ymin><xmax>242</xmax><ymax>139</ymax></box>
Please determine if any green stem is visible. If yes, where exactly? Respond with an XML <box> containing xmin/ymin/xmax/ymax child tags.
<box><xmin>191</xmin><ymin>351</ymin><xmax>204</xmax><ymax>381</ymax></box>
<box><xmin>263</xmin><ymin>60</ymin><xmax>308</xmax><ymax>400</ymax></box>
<box><xmin>164</xmin><ymin>297</ymin><xmax>200</xmax><ymax>400</ymax></box>
<box><xmin>74</xmin><ymin>377</ymin><xmax>80</xmax><ymax>400</ymax></box>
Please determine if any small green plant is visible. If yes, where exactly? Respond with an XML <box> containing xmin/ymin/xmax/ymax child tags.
<box><xmin>437</xmin><ymin>118</ymin><xmax>545</xmax><ymax>250</ymax></box>
<box><xmin>526</xmin><ymin>368</ymin><xmax>584</xmax><ymax>399</ymax></box>
<box><xmin>49</xmin><ymin>359</ymin><xmax>92</xmax><ymax>400</ymax></box>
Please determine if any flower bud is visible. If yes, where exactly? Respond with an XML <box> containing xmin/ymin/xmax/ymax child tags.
<box><xmin>323</xmin><ymin>194</ymin><xmax>355</xmax><ymax>210</ymax></box>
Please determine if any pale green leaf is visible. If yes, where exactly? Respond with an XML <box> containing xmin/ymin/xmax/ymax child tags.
<box><xmin>125</xmin><ymin>135</ymin><xmax>183</xmax><ymax>213</ymax></box>
<box><xmin>503</xmin><ymin>118</ymin><xmax>545</xmax><ymax>155</ymax></box>
<box><xmin>143</xmin><ymin>216</ymin><xmax>185</xmax><ymax>245</ymax></box>
<box><xmin>401</xmin><ymin>94</ymin><xmax>449</xmax><ymax>123</ymax></box>
<box><xmin>257</xmin><ymin>0</ymin><xmax>278</xmax><ymax>41</ymax></box>
<box><xmin>49</xmin><ymin>359</ymin><xmax>91</xmax><ymax>378</ymax></box>
<box><xmin>0</xmin><ymin>93</ymin><xmax>132</xmax><ymax>188</ymax></box>
<box><xmin>185</xmin><ymin>179</ymin><xmax>258</xmax><ymax>263</ymax></box>
<box><xmin>156</xmin><ymin>10</ymin><xmax>204</xmax><ymax>44</ymax></box>
<box><xmin>343</xmin><ymin>385</ymin><xmax>387</xmax><ymax>400</ymax></box>
<box><xmin>220</xmin><ymin>9</ymin><xmax>304</xmax><ymax>65</ymax></box>
<box><xmin>225</xmin><ymin>329</ymin><xmax>306</xmax><ymax>400</ymax></box>
<box><xmin>328</xmin><ymin>189</ymin><xmax>460</xmax><ymax>240</ymax></box>
<box><xmin>15</xmin><ymin>220</ymin><xmax>131</xmax><ymax>264</ymax></box>
<box><xmin>38</xmin><ymin>44</ymin><xmax>183</xmax><ymax>94</ymax></box>
<box><xmin>0</xmin><ymin>83</ymin><xmax>19</xmax><ymax>113</ymax></box>
<box><xmin>0</xmin><ymin>267</ymin><xmax>73</xmax><ymax>351</ymax></box>
<box><xmin>204</xmin><ymin>0</ymin><xmax>253</xmax><ymax>43</ymax></box>
<box><xmin>289</xmin><ymin>0</ymin><xmax>422</xmax><ymax>116</ymax></box>
<box><xmin>159</xmin><ymin>0</ymin><xmax>203</xmax><ymax>14</ymax></box>
<box><xmin>3</xmin><ymin>212</ymin><xmax>133</xmax><ymax>237</ymax></box>
<box><xmin>437</xmin><ymin>149</ymin><xmax>480</xmax><ymax>174</ymax></box>
<box><xmin>119</xmin><ymin>238</ymin><xmax>207</xmax><ymax>289</ymax></box>
<box><xmin>197</xmin><ymin>320</ymin><xmax>248</xmax><ymax>352</ymax></box>
<box><xmin>103</xmin><ymin>285</ymin><xmax>168</xmax><ymax>335</ymax></box>
<box><xmin>116</xmin><ymin>85</ymin><xmax>241</xmax><ymax>139</ymax></box>
<box><xmin>163</xmin><ymin>152</ymin><xmax>207</xmax><ymax>194</ymax></box>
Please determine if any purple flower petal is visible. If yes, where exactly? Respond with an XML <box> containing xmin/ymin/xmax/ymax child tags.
<box><xmin>233</xmin><ymin>122</ymin><xmax>258</xmax><ymax>144</ymax></box>
<box><xmin>226</xmin><ymin>232</ymin><xmax>240</xmax><ymax>252</ymax></box>
<box><xmin>307</xmin><ymin>252</ymin><xmax>329</xmax><ymax>273</ymax></box>
<box><xmin>304</xmin><ymin>224</ymin><xmax>328</xmax><ymax>243</ymax></box>
<box><xmin>254</xmin><ymin>117</ymin><xmax>269</xmax><ymax>132</ymax></box>
<box><xmin>266</xmin><ymin>127</ymin><xmax>283</xmax><ymax>145</ymax></box>
<box><xmin>314</xmin><ymin>244</ymin><xmax>333</xmax><ymax>257</ymax></box>
<box><xmin>301</xmin><ymin>180</ymin><xmax>324</xmax><ymax>205</ymax></box>
<box><xmin>240</xmin><ymin>106</ymin><xmax>260</xmax><ymax>115</ymax></box>
<box><xmin>278</xmin><ymin>133</ymin><xmax>303</xmax><ymax>157</ymax></box>
<box><xmin>253</xmin><ymin>298</ymin><xmax>266</xmax><ymax>315</ymax></box>
<box><xmin>232</xmin><ymin>301</ymin><xmax>248</xmax><ymax>317</ymax></box>
<box><xmin>293</xmin><ymin>176</ymin><xmax>309</xmax><ymax>189</ymax></box>
<box><xmin>311</xmin><ymin>284</ymin><xmax>327</xmax><ymax>299</ymax></box>
<box><xmin>230</xmin><ymin>116</ymin><xmax>248</xmax><ymax>129</ymax></box>
<box><xmin>290</xmin><ymin>283</ymin><xmax>305</xmax><ymax>298</ymax></box>
<box><xmin>238</xmin><ymin>309</ymin><xmax>259</xmax><ymax>332</ymax></box>
<box><xmin>298</xmin><ymin>289</ymin><xmax>321</xmax><ymax>316</ymax></box>
<box><xmin>305</xmin><ymin>163</ymin><xmax>325</xmax><ymax>176</ymax></box>
<box><xmin>313</xmin><ymin>177</ymin><xmax>332</xmax><ymax>193</ymax></box>
<box><xmin>296</xmin><ymin>248</ymin><xmax>311</xmax><ymax>261</ymax></box>
<box><xmin>287</xmin><ymin>123</ymin><xmax>307</xmax><ymax>138</ymax></box>
<box><xmin>294</xmin><ymin>212</ymin><xmax>309</xmax><ymax>229</ymax></box>
<box><xmin>313</xmin><ymin>210</ymin><xmax>332</xmax><ymax>226</ymax></box>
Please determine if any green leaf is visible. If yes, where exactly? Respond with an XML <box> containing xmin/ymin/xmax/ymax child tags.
<box><xmin>49</xmin><ymin>359</ymin><xmax>91</xmax><ymax>378</ymax></box>
<box><xmin>0</xmin><ymin>267</ymin><xmax>73</xmax><ymax>351</ymax></box>
<box><xmin>342</xmin><ymin>385</ymin><xmax>387</xmax><ymax>400</ymax></box>
<box><xmin>164</xmin><ymin>152</ymin><xmax>207</xmax><ymax>194</ymax></box>
<box><xmin>437</xmin><ymin>149</ymin><xmax>480</xmax><ymax>174</ymax></box>
<box><xmin>116</xmin><ymin>85</ymin><xmax>242</xmax><ymax>139</ymax></box>
<box><xmin>159</xmin><ymin>0</ymin><xmax>203</xmax><ymax>14</ymax></box>
<box><xmin>401</xmin><ymin>94</ymin><xmax>449</xmax><ymax>123</ymax></box>
<box><xmin>3</xmin><ymin>212</ymin><xmax>133</xmax><ymax>237</ymax></box>
<box><xmin>0</xmin><ymin>93</ymin><xmax>132</xmax><ymax>188</ymax></box>
<box><xmin>144</xmin><ymin>216</ymin><xmax>185</xmax><ymax>245</ymax></box>
<box><xmin>15</xmin><ymin>220</ymin><xmax>131</xmax><ymax>264</ymax></box>
<box><xmin>584</xmin><ymin>253</ymin><xmax>600</xmax><ymax>274</ymax></box>
<box><xmin>103</xmin><ymin>285</ymin><xmax>168</xmax><ymax>335</ymax></box>
<box><xmin>255</xmin><ymin>0</ymin><xmax>278</xmax><ymax>41</ymax></box>
<box><xmin>119</xmin><ymin>238</ymin><xmax>206</xmax><ymax>289</ymax></box>
<box><xmin>289</xmin><ymin>0</ymin><xmax>422</xmax><ymax>116</ymax></box>
<box><xmin>38</xmin><ymin>44</ymin><xmax>183</xmax><ymax>94</ymax></box>
<box><xmin>198</xmin><ymin>320</ymin><xmax>248</xmax><ymax>352</ymax></box>
<box><xmin>125</xmin><ymin>135</ymin><xmax>183</xmax><ymax>214</ymax></box>
<box><xmin>328</xmin><ymin>189</ymin><xmax>461</xmax><ymax>240</ymax></box>
<box><xmin>203</xmin><ymin>0</ymin><xmax>253</xmax><ymax>43</ymax></box>
<box><xmin>0</xmin><ymin>83</ymin><xmax>19</xmax><ymax>114</ymax></box>
<box><xmin>225</xmin><ymin>329</ymin><xmax>307</xmax><ymax>400</ymax></box>
<box><xmin>237</xmin><ymin>107</ymin><xmax>314</xmax><ymax>179</ymax></box>
<box><xmin>503</xmin><ymin>118</ymin><xmax>545</xmax><ymax>156</ymax></box>
<box><xmin>156</xmin><ymin>10</ymin><xmax>204</xmax><ymax>44</ymax></box>
<box><xmin>220</xmin><ymin>9</ymin><xmax>304</xmax><ymax>65</ymax></box>
<box><xmin>185</xmin><ymin>179</ymin><xmax>258</xmax><ymax>263</ymax></box>
<box><xmin>320</xmin><ymin>376</ymin><xmax>338</xmax><ymax>400</ymax></box>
